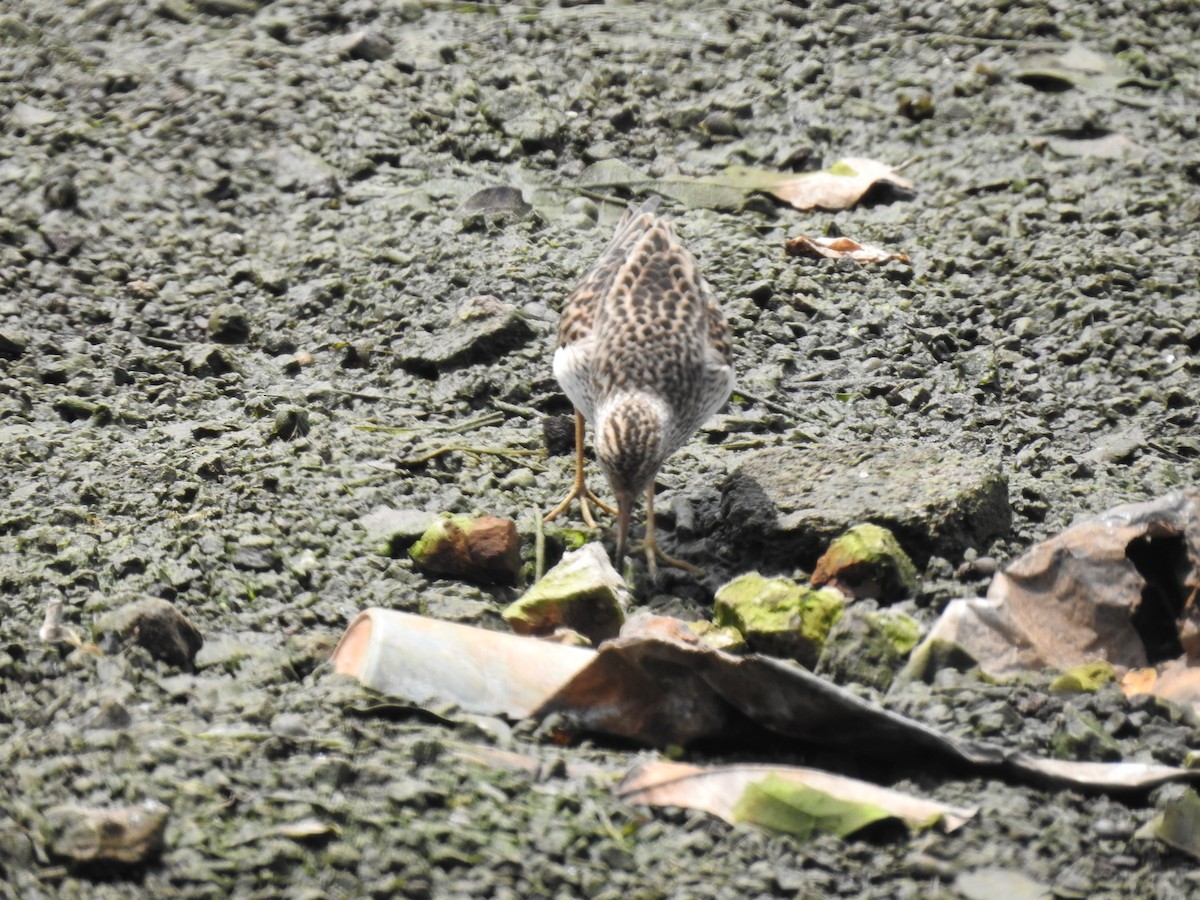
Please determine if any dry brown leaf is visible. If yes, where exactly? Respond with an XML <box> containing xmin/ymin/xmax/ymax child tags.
<box><xmin>785</xmin><ymin>234</ymin><xmax>910</xmax><ymax>265</ymax></box>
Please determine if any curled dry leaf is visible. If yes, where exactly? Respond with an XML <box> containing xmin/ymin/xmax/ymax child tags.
<box><xmin>785</xmin><ymin>235</ymin><xmax>910</xmax><ymax>265</ymax></box>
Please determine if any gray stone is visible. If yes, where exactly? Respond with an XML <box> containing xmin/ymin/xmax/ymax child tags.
<box><xmin>720</xmin><ymin>444</ymin><xmax>1011</xmax><ymax>568</ymax></box>
<box><xmin>396</xmin><ymin>295</ymin><xmax>534</xmax><ymax>375</ymax></box>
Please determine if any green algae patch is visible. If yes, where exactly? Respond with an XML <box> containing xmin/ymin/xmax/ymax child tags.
<box><xmin>714</xmin><ymin>573</ymin><xmax>845</xmax><ymax>667</ymax></box>
<box><xmin>811</xmin><ymin>523</ymin><xmax>919</xmax><ymax>603</ymax></box>
<box><xmin>1050</xmin><ymin>661</ymin><xmax>1116</xmax><ymax>694</ymax></box>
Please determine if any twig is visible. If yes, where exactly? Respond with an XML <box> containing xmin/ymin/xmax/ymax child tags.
<box><xmin>534</xmin><ymin>506</ymin><xmax>546</xmax><ymax>582</ymax></box>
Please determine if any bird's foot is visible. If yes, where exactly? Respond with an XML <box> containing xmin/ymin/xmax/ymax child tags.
<box><xmin>543</xmin><ymin>483</ymin><xmax>617</xmax><ymax>529</ymax></box>
<box><xmin>630</xmin><ymin>538</ymin><xmax>705</xmax><ymax>580</ymax></box>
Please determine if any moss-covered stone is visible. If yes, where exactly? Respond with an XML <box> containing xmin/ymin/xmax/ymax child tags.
<box><xmin>687</xmin><ymin>621</ymin><xmax>747</xmax><ymax>653</ymax></box>
<box><xmin>1050</xmin><ymin>661</ymin><xmax>1116</xmax><ymax>694</ymax></box>
<box><xmin>1050</xmin><ymin>706</ymin><xmax>1122</xmax><ymax>762</ymax></box>
<box><xmin>503</xmin><ymin>543</ymin><xmax>628</xmax><ymax>643</ymax></box>
<box><xmin>811</xmin><ymin>523</ymin><xmax>919</xmax><ymax>603</ymax></box>
<box><xmin>817</xmin><ymin>603</ymin><xmax>923</xmax><ymax>691</ymax></box>
<box><xmin>713</xmin><ymin>573</ymin><xmax>845</xmax><ymax>667</ymax></box>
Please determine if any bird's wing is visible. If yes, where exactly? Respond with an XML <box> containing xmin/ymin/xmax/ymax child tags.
<box><xmin>556</xmin><ymin>198</ymin><xmax>663</xmax><ymax>350</ymax></box>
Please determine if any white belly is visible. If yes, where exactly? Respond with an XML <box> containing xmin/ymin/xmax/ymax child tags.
<box><xmin>553</xmin><ymin>340</ymin><xmax>597</xmax><ymax>422</ymax></box>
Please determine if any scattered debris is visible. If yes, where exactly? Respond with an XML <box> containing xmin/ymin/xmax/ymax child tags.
<box><xmin>908</xmin><ymin>490</ymin><xmax>1200</xmax><ymax>714</ymax></box>
<box><xmin>408</xmin><ymin>514</ymin><xmax>521</xmax><ymax>585</ymax></box>
<box><xmin>503</xmin><ymin>543</ymin><xmax>629</xmax><ymax>643</ymax></box>
<box><xmin>574</xmin><ymin>156</ymin><xmax>913</xmax><ymax>212</ymax></box>
<box><xmin>332</xmin><ymin>608</ymin><xmax>1200</xmax><ymax>792</ymax></box>
<box><xmin>785</xmin><ymin>234</ymin><xmax>911</xmax><ymax>264</ymax></box>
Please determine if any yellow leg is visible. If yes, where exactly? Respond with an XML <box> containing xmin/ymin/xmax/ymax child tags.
<box><xmin>544</xmin><ymin>410</ymin><xmax>616</xmax><ymax>528</ymax></box>
<box><xmin>636</xmin><ymin>484</ymin><xmax>704</xmax><ymax>579</ymax></box>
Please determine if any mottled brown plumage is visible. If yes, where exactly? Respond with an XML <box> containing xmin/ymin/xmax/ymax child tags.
<box><xmin>544</xmin><ymin>199</ymin><xmax>734</xmax><ymax>577</ymax></box>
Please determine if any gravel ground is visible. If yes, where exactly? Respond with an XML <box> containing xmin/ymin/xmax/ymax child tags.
<box><xmin>2</xmin><ymin>0</ymin><xmax>1200</xmax><ymax>897</ymax></box>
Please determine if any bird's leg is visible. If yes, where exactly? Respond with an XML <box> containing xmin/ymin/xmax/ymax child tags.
<box><xmin>637</xmin><ymin>484</ymin><xmax>704</xmax><ymax>579</ymax></box>
<box><xmin>544</xmin><ymin>410</ymin><xmax>617</xmax><ymax>528</ymax></box>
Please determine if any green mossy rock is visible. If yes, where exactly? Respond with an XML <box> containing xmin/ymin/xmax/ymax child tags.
<box><xmin>811</xmin><ymin>523</ymin><xmax>919</xmax><ymax>603</ymax></box>
<box><xmin>1050</xmin><ymin>706</ymin><xmax>1122</xmax><ymax>762</ymax></box>
<box><xmin>1050</xmin><ymin>661</ymin><xmax>1116</xmax><ymax>694</ymax></box>
<box><xmin>713</xmin><ymin>573</ymin><xmax>845</xmax><ymax>668</ymax></box>
<box><xmin>503</xmin><ymin>543</ymin><xmax>628</xmax><ymax>643</ymax></box>
<box><xmin>817</xmin><ymin>604</ymin><xmax>924</xmax><ymax>692</ymax></box>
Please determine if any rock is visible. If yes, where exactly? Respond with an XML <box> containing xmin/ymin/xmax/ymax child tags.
<box><xmin>955</xmin><ymin>867</ymin><xmax>1052</xmax><ymax>900</ymax></box>
<box><xmin>96</xmin><ymin>598</ymin><xmax>203</xmax><ymax>671</ymax></box>
<box><xmin>207</xmin><ymin>302</ymin><xmax>251</xmax><ymax>343</ymax></box>
<box><xmin>269</xmin><ymin>144</ymin><xmax>341</xmax><ymax>198</ymax></box>
<box><xmin>1050</xmin><ymin>661</ymin><xmax>1116</xmax><ymax>694</ymax></box>
<box><xmin>330</xmin><ymin>30</ymin><xmax>393</xmax><ymax>62</ymax></box>
<box><xmin>10</xmin><ymin>101</ymin><xmax>57</xmax><ymax>128</ymax></box>
<box><xmin>358</xmin><ymin>506</ymin><xmax>439</xmax><ymax>557</ymax></box>
<box><xmin>1051</xmin><ymin>705</ymin><xmax>1122</xmax><ymax>762</ymax></box>
<box><xmin>409</xmin><ymin>514</ymin><xmax>520</xmax><ymax>586</ymax></box>
<box><xmin>45</xmin><ymin>800</ymin><xmax>169</xmax><ymax>865</ymax></box>
<box><xmin>542</xmin><ymin>415</ymin><xmax>576</xmax><ymax>456</ymax></box>
<box><xmin>811</xmin><ymin>523</ymin><xmax>919</xmax><ymax>602</ymax></box>
<box><xmin>271</xmin><ymin>407</ymin><xmax>310</xmax><ymax>441</ymax></box>
<box><xmin>817</xmin><ymin>602</ymin><xmax>923</xmax><ymax>692</ymax></box>
<box><xmin>396</xmin><ymin>295</ymin><xmax>534</xmax><ymax>376</ymax></box>
<box><xmin>712</xmin><ymin>573</ymin><xmax>845</xmax><ymax>668</ymax></box>
<box><xmin>0</xmin><ymin>329</ymin><xmax>29</xmax><ymax>359</ymax></box>
<box><xmin>720</xmin><ymin>444</ymin><xmax>1010</xmax><ymax>568</ymax></box>
<box><xmin>687</xmin><ymin>620</ymin><xmax>747</xmax><ymax>653</ymax></box>
<box><xmin>503</xmin><ymin>543</ymin><xmax>629</xmax><ymax>643</ymax></box>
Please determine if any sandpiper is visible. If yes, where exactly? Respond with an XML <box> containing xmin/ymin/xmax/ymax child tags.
<box><xmin>545</xmin><ymin>198</ymin><xmax>734</xmax><ymax>577</ymax></box>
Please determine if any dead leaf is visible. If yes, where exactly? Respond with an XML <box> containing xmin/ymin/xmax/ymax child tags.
<box><xmin>719</xmin><ymin>158</ymin><xmax>914</xmax><ymax>211</ymax></box>
<box><xmin>333</xmin><ymin>607</ymin><xmax>1200</xmax><ymax>793</ymax></box>
<box><xmin>1121</xmin><ymin>667</ymin><xmax>1159</xmax><ymax>698</ymax></box>
<box><xmin>785</xmin><ymin>234</ymin><xmax>910</xmax><ymax>265</ymax></box>
<box><xmin>1128</xmin><ymin>658</ymin><xmax>1200</xmax><ymax>710</ymax></box>
<box><xmin>572</xmin><ymin>157</ymin><xmax>913</xmax><ymax>212</ymax></box>
<box><xmin>618</xmin><ymin>760</ymin><xmax>976</xmax><ymax>836</ymax></box>
<box><xmin>911</xmin><ymin>490</ymin><xmax>1200</xmax><ymax>677</ymax></box>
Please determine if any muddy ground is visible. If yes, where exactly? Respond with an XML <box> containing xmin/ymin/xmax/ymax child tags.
<box><xmin>2</xmin><ymin>0</ymin><xmax>1200</xmax><ymax>897</ymax></box>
